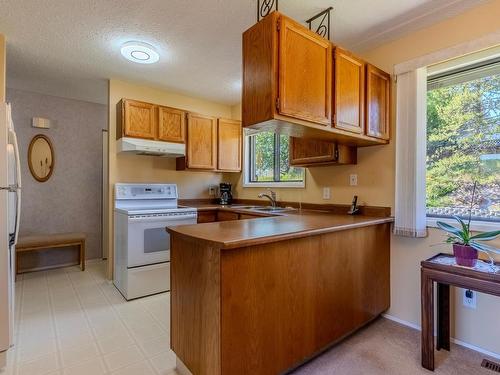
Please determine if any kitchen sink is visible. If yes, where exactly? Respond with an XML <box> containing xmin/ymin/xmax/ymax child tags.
<box><xmin>253</xmin><ymin>206</ymin><xmax>294</xmax><ymax>212</ymax></box>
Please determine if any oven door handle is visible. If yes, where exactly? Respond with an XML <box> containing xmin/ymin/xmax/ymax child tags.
<box><xmin>128</xmin><ymin>214</ymin><xmax>198</xmax><ymax>223</ymax></box>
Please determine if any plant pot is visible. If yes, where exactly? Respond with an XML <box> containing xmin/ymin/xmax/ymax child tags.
<box><xmin>453</xmin><ymin>244</ymin><xmax>478</xmax><ymax>267</ymax></box>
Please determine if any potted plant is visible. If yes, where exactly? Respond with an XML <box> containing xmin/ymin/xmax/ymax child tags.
<box><xmin>436</xmin><ymin>183</ymin><xmax>500</xmax><ymax>268</ymax></box>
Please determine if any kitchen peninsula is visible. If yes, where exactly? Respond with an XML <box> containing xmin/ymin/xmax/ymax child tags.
<box><xmin>168</xmin><ymin>206</ymin><xmax>393</xmax><ymax>375</ymax></box>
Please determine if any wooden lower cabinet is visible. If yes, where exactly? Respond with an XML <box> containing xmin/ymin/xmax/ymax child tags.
<box><xmin>290</xmin><ymin>137</ymin><xmax>357</xmax><ymax>167</ymax></box>
<box><xmin>197</xmin><ymin>210</ymin><xmax>217</xmax><ymax>223</ymax></box>
<box><xmin>171</xmin><ymin>223</ymin><xmax>391</xmax><ymax>375</ymax></box>
<box><xmin>238</xmin><ymin>214</ymin><xmax>260</xmax><ymax>220</ymax></box>
<box><xmin>216</xmin><ymin>211</ymin><xmax>240</xmax><ymax>222</ymax></box>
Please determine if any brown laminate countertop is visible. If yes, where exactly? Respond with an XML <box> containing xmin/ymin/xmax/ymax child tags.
<box><xmin>168</xmin><ymin>204</ymin><xmax>394</xmax><ymax>249</ymax></box>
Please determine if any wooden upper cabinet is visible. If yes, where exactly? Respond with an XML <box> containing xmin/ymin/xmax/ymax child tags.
<box><xmin>217</xmin><ymin>119</ymin><xmax>242</xmax><ymax>172</ymax></box>
<box><xmin>279</xmin><ymin>16</ymin><xmax>332</xmax><ymax>125</ymax></box>
<box><xmin>290</xmin><ymin>137</ymin><xmax>335</xmax><ymax>165</ymax></box>
<box><xmin>333</xmin><ymin>48</ymin><xmax>365</xmax><ymax>134</ymax></box>
<box><xmin>242</xmin><ymin>12</ymin><xmax>389</xmax><ymax>147</ymax></box>
<box><xmin>290</xmin><ymin>137</ymin><xmax>356</xmax><ymax>167</ymax></box>
<box><xmin>158</xmin><ymin>106</ymin><xmax>186</xmax><ymax>143</ymax></box>
<box><xmin>121</xmin><ymin>99</ymin><xmax>156</xmax><ymax>139</ymax></box>
<box><xmin>186</xmin><ymin>113</ymin><xmax>217</xmax><ymax>170</ymax></box>
<box><xmin>366</xmin><ymin>64</ymin><xmax>391</xmax><ymax>140</ymax></box>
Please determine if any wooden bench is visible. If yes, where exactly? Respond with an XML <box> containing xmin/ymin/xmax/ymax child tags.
<box><xmin>16</xmin><ymin>233</ymin><xmax>86</xmax><ymax>274</ymax></box>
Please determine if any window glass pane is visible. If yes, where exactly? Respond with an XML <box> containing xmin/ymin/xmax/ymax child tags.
<box><xmin>426</xmin><ymin>71</ymin><xmax>500</xmax><ymax>222</ymax></box>
<box><xmin>279</xmin><ymin>135</ymin><xmax>304</xmax><ymax>182</ymax></box>
<box><xmin>251</xmin><ymin>132</ymin><xmax>275</xmax><ymax>182</ymax></box>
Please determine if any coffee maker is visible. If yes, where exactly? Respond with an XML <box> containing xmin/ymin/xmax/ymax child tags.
<box><xmin>219</xmin><ymin>183</ymin><xmax>233</xmax><ymax>205</ymax></box>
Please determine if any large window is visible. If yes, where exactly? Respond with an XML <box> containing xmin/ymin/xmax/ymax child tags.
<box><xmin>426</xmin><ymin>58</ymin><xmax>500</xmax><ymax>222</ymax></box>
<box><xmin>245</xmin><ymin>132</ymin><xmax>304</xmax><ymax>187</ymax></box>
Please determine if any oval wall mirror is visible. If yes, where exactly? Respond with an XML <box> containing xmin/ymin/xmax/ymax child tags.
<box><xmin>28</xmin><ymin>134</ymin><xmax>54</xmax><ymax>182</ymax></box>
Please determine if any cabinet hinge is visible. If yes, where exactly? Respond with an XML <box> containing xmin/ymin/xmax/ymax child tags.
<box><xmin>334</xmin><ymin>146</ymin><xmax>339</xmax><ymax>161</ymax></box>
<box><xmin>277</xmin><ymin>19</ymin><xmax>280</xmax><ymax>31</ymax></box>
<box><xmin>276</xmin><ymin>98</ymin><xmax>280</xmax><ymax>111</ymax></box>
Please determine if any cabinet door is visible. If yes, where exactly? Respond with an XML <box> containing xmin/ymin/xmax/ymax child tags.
<box><xmin>217</xmin><ymin>119</ymin><xmax>242</xmax><ymax>172</ymax></box>
<box><xmin>289</xmin><ymin>137</ymin><xmax>335</xmax><ymax>165</ymax></box>
<box><xmin>333</xmin><ymin>48</ymin><xmax>365</xmax><ymax>134</ymax></box>
<box><xmin>158</xmin><ymin>106</ymin><xmax>186</xmax><ymax>143</ymax></box>
<box><xmin>197</xmin><ymin>210</ymin><xmax>217</xmax><ymax>223</ymax></box>
<box><xmin>279</xmin><ymin>16</ymin><xmax>332</xmax><ymax>125</ymax></box>
<box><xmin>366</xmin><ymin>64</ymin><xmax>390</xmax><ymax>140</ymax></box>
<box><xmin>123</xmin><ymin>99</ymin><xmax>156</xmax><ymax>139</ymax></box>
<box><xmin>217</xmin><ymin>211</ymin><xmax>240</xmax><ymax>222</ymax></box>
<box><xmin>186</xmin><ymin>113</ymin><xmax>217</xmax><ymax>169</ymax></box>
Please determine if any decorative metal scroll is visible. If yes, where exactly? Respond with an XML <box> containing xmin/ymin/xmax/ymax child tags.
<box><xmin>306</xmin><ymin>7</ymin><xmax>333</xmax><ymax>40</ymax></box>
<box><xmin>257</xmin><ymin>0</ymin><xmax>278</xmax><ymax>21</ymax></box>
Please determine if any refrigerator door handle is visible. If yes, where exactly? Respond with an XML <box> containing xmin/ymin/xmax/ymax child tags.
<box><xmin>8</xmin><ymin>108</ymin><xmax>21</xmax><ymax>245</ymax></box>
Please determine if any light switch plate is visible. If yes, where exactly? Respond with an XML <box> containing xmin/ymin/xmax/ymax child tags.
<box><xmin>208</xmin><ymin>185</ymin><xmax>217</xmax><ymax>197</ymax></box>
<box><xmin>322</xmin><ymin>187</ymin><xmax>331</xmax><ymax>200</ymax></box>
<box><xmin>349</xmin><ymin>174</ymin><xmax>358</xmax><ymax>186</ymax></box>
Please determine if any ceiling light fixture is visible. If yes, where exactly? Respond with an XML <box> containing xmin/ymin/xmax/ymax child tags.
<box><xmin>120</xmin><ymin>41</ymin><xmax>160</xmax><ymax>64</ymax></box>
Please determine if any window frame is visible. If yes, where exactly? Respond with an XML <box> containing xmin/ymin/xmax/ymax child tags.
<box><xmin>425</xmin><ymin>57</ymin><xmax>500</xmax><ymax>229</ymax></box>
<box><xmin>243</xmin><ymin>133</ymin><xmax>305</xmax><ymax>188</ymax></box>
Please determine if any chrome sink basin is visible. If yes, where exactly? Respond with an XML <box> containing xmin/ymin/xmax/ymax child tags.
<box><xmin>229</xmin><ymin>205</ymin><xmax>260</xmax><ymax>209</ymax></box>
<box><xmin>253</xmin><ymin>206</ymin><xmax>294</xmax><ymax>212</ymax></box>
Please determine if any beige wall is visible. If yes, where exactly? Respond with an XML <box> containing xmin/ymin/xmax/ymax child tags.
<box><xmin>232</xmin><ymin>0</ymin><xmax>500</xmax><ymax>355</ymax></box>
<box><xmin>107</xmin><ymin>79</ymin><xmax>234</xmax><ymax>274</ymax></box>
<box><xmin>0</xmin><ymin>34</ymin><xmax>5</xmax><ymax>102</ymax></box>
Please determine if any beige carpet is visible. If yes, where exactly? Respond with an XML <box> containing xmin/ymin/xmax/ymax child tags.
<box><xmin>291</xmin><ymin>318</ymin><xmax>496</xmax><ymax>375</ymax></box>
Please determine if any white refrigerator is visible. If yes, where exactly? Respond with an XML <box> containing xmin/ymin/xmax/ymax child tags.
<box><xmin>0</xmin><ymin>103</ymin><xmax>21</xmax><ymax>367</ymax></box>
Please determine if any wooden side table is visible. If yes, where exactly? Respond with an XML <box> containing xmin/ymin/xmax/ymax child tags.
<box><xmin>421</xmin><ymin>253</ymin><xmax>500</xmax><ymax>371</ymax></box>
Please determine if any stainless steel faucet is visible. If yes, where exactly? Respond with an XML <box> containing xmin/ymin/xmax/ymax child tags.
<box><xmin>258</xmin><ymin>190</ymin><xmax>277</xmax><ymax>208</ymax></box>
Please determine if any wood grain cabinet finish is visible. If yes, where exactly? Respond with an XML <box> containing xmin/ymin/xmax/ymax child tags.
<box><xmin>217</xmin><ymin>119</ymin><xmax>242</xmax><ymax>172</ymax></box>
<box><xmin>365</xmin><ymin>64</ymin><xmax>391</xmax><ymax>140</ymax></box>
<box><xmin>242</xmin><ymin>12</ymin><xmax>389</xmax><ymax>147</ymax></box>
<box><xmin>290</xmin><ymin>137</ymin><xmax>356</xmax><ymax>167</ymax></box>
<box><xmin>279</xmin><ymin>16</ymin><xmax>332</xmax><ymax>125</ymax></box>
<box><xmin>158</xmin><ymin>106</ymin><xmax>186</xmax><ymax>143</ymax></box>
<box><xmin>197</xmin><ymin>210</ymin><xmax>217</xmax><ymax>223</ymax></box>
<box><xmin>119</xmin><ymin>99</ymin><xmax>156</xmax><ymax>140</ymax></box>
<box><xmin>186</xmin><ymin>113</ymin><xmax>217</xmax><ymax>170</ymax></box>
<box><xmin>333</xmin><ymin>48</ymin><xmax>365</xmax><ymax>134</ymax></box>
<box><xmin>170</xmin><ymin>223</ymin><xmax>391</xmax><ymax>375</ymax></box>
<box><xmin>216</xmin><ymin>211</ymin><xmax>240</xmax><ymax>222</ymax></box>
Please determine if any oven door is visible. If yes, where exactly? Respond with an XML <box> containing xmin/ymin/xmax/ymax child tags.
<box><xmin>127</xmin><ymin>213</ymin><xmax>197</xmax><ymax>268</ymax></box>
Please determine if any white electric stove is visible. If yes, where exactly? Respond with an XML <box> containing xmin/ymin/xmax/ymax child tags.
<box><xmin>113</xmin><ymin>183</ymin><xmax>197</xmax><ymax>300</ymax></box>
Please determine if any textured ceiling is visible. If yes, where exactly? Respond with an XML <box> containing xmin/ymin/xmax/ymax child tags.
<box><xmin>0</xmin><ymin>0</ymin><xmax>488</xmax><ymax>105</ymax></box>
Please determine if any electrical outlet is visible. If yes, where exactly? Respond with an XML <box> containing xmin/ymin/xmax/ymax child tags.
<box><xmin>463</xmin><ymin>289</ymin><xmax>477</xmax><ymax>309</ymax></box>
<box><xmin>208</xmin><ymin>185</ymin><xmax>216</xmax><ymax>197</ymax></box>
<box><xmin>322</xmin><ymin>187</ymin><xmax>331</xmax><ymax>200</ymax></box>
<box><xmin>349</xmin><ymin>174</ymin><xmax>358</xmax><ymax>186</ymax></box>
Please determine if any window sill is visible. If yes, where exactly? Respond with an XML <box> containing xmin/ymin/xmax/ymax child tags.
<box><xmin>426</xmin><ymin>216</ymin><xmax>499</xmax><ymax>233</ymax></box>
<box><xmin>242</xmin><ymin>181</ymin><xmax>305</xmax><ymax>188</ymax></box>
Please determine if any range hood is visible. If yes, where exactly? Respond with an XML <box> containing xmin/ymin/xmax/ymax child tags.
<box><xmin>117</xmin><ymin>137</ymin><xmax>185</xmax><ymax>157</ymax></box>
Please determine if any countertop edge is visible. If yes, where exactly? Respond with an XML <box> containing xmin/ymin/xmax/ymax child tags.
<box><xmin>168</xmin><ymin>217</ymin><xmax>394</xmax><ymax>250</ymax></box>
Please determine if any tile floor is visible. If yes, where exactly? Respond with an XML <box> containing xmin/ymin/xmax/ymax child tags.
<box><xmin>2</xmin><ymin>261</ymin><xmax>495</xmax><ymax>375</ymax></box>
<box><xmin>1</xmin><ymin>261</ymin><xmax>179</xmax><ymax>375</ymax></box>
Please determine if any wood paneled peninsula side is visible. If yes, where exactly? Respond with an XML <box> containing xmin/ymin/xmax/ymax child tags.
<box><xmin>167</xmin><ymin>207</ymin><xmax>393</xmax><ymax>375</ymax></box>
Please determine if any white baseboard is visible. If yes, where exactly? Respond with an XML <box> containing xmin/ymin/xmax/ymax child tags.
<box><xmin>382</xmin><ymin>313</ymin><xmax>500</xmax><ymax>360</ymax></box>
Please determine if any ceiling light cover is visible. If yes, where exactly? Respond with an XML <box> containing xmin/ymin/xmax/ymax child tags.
<box><xmin>121</xmin><ymin>41</ymin><xmax>160</xmax><ymax>64</ymax></box>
